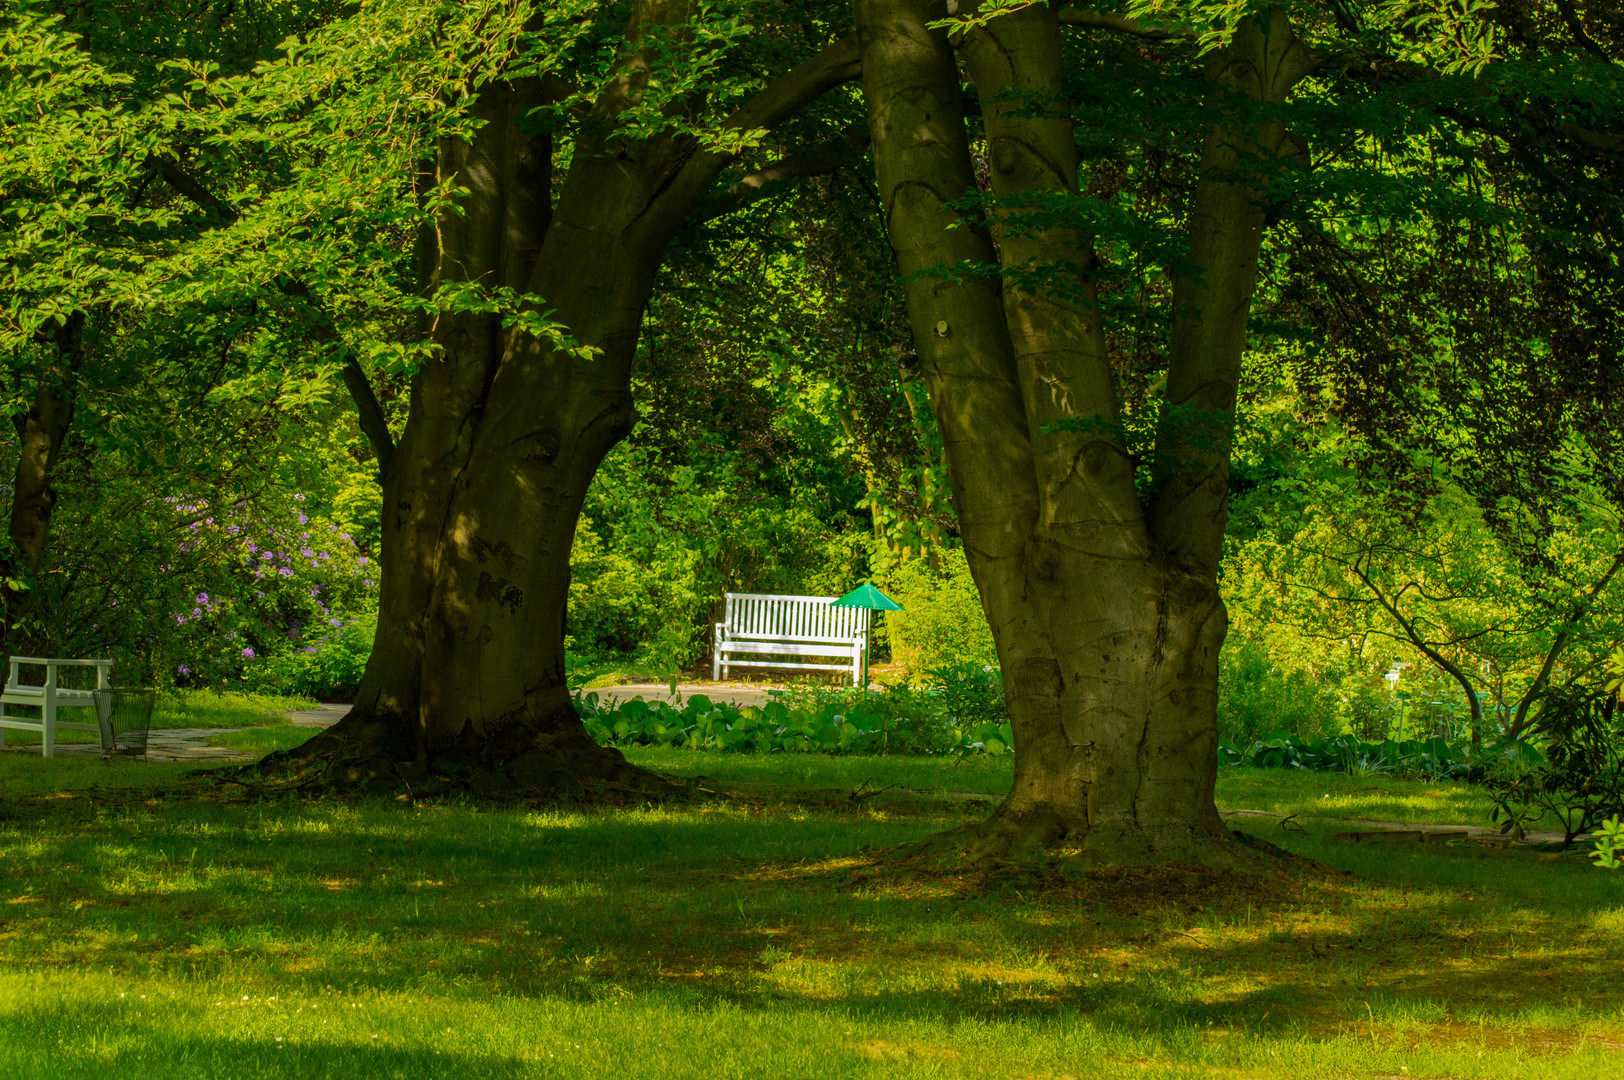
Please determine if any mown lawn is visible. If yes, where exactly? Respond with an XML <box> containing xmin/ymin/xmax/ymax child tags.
<box><xmin>0</xmin><ymin>743</ymin><xmax>1619</xmax><ymax>1078</ymax></box>
<box><xmin>0</xmin><ymin>691</ymin><xmax>315</xmax><ymax>752</ymax></box>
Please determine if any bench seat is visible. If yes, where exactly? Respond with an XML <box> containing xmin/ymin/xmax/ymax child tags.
<box><xmin>0</xmin><ymin>657</ymin><xmax>116</xmax><ymax>757</ymax></box>
<box><xmin>713</xmin><ymin>593</ymin><xmax>868</xmax><ymax>685</ymax></box>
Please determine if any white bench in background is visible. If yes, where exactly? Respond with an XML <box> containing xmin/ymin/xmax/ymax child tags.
<box><xmin>712</xmin><ymin>593</ymin><xmax>869</xmax><ymax>685</ymax></box>
<box><xmin>0</xmin><ymin>657</ymin><xmax>115</xmax><ymax>757</ymax></box>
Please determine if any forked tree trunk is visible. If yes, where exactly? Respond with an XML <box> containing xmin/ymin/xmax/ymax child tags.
<box><xmin>854</xmin><ymin>0</ymin><xmax>1313</xmax><ymax>863</ymax></box>
<box><xmin>278</xmin><ymin>30</ymin><xmax>861</xmax><ymax>793</ymax></box>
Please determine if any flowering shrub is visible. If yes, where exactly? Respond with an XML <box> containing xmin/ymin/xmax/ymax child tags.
<box><xmin>154</xmin><ymin>494</ymin><xmax>378</xmax><ymax>691</ymax></box>
<box><xmin>246</xmin><ymin>613</ymin><xmax>375</xmax><ymax>701</ymax></box>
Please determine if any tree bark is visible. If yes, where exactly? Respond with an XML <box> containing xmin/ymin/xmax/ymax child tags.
<box><xmin>854</xmin><ymin>0</ymin><xmax>1312</xmax><ymax>864</ymax></box>
<box><xmin>273</xmin><ymin>27</ymin><xmax>862</xmax><ymax>794</ymax></box>
<box><xmin>0</xmin><ymin>313</ymin><xmax>86</xmax><ymax>675</ymax></box>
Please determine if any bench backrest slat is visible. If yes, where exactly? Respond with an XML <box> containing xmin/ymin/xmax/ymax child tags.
<box><xmin>723</xmin><ymin>593</ymin><xmax>868</xmax><ymax>644</ymax></box>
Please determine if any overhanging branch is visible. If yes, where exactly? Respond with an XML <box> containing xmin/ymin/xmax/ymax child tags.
<box><xmin>692</xmin><ymin>126</ymin><xmax>870</xmax><ymax>225</ymax></box>
<box><xmin>1056</xmin><ymin>8</ymin><xmax>1189</xmax><ymax>41</ymax></box>
<box><xmin>150</xmin><ymin>155</ymin><xmax>398</xmax><ymax>477</ymax></box>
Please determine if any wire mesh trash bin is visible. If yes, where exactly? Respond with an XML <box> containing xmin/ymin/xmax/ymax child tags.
<box><xmin>94</xmin><ymin>688</ymin><xmax>157</xmax><ymax>758</ymax></box>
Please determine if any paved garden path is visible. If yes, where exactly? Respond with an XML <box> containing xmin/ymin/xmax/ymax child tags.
<box><xmin>2</xmin><ymin>703</ymin><xmax>353</xmax><ymax>763</ymax></box>
<box><xmin>591</xmin><ymin>684</ymin><xmax>787</xmax><ymax>709</ymax></box>
<box><xmin>3</xmin><ymin>728</ymin><xmax>256</xmax><ymax>762</ymax></box>
<box><xmin>288</xmin><ymin>703</ymin><xmax>351</xmax><ymax>727</ymax></box>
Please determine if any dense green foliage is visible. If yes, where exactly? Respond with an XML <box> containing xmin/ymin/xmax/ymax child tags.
<box><xmin>0</xmin><ymin>0</ymin><xmax>1616</xmax><ymax>746</ymax></box>
<box><xmin>579</xmin><ymin>663</ymin><xmax>1010</xmax><ymax>756</ymax></box>
<box><xmin>1484</xmin><ymin>684</ymin><xmax>1624</xmax><ymax>843</ymax></box>
<box><xmin>1218</xmin><ymin>729</ymin><xmax>1543</xmax><ymax>779</ymax></box>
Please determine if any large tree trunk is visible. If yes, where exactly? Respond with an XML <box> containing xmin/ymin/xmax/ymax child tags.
<box><xmin>854</xmin><ymin>0</ymin><xmax>1313</xmax><ymax>864</ymax></box>
<box><xmin>270</xmin><ymin>27</ymin><xmax>862</xmax><ymax>795</ymax></box>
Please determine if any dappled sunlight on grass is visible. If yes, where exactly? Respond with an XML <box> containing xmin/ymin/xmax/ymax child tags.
<box><xmin>0</xmin><ymin>760</ymin><xmax>1621</xmax><ymax>1077</ymax></box>
<box><xmin>151</xmin><ymin>690</ymin><xmax>315</xmax><ymax>729</ymax></box>
<box><xmin>1216</xmin><ymin>766</ymin><xmax>1503</xmax><ymax>827</ymax></box>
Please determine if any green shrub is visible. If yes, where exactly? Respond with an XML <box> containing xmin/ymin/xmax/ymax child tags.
<box><xmin>879</xmin><ymin>549</ymin><xmax>996</xmax><ymax>673</ymax></box>
<box><xmin>1218</xmin><ymin>728</ymin><xmax>1541</xmax><ymax>781</ymax></box>
<box><xmin>925</xmin><ymin>660</ymin><xmax>1007</xmax><ymax>730</ymax></box>
<box><xmin>247</xmin><ymin>616</ymin><xmax>374</xmax><ymax>701</ymax></box>
<box><xmin>578</xmin><ymin>663</ymin><xmax>1014</xmax><ymax>757</ymax></box>
<box><xmin>1483</xmin><ymin>684</ymin><xmax>1624</xmax><ymax>846</ymax></box>
<box><xmin>1217</xmin><ymin>636</ymin><xmax>1341</xmax><ymax>743</ymax></box>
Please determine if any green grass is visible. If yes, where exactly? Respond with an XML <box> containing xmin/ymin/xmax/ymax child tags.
<box><xmin>1</xmin><ymin>749</ymin><xmax>1622</xmax><ymax>1078</ymax></box>
<box><xmin>626</xmin><ymin>753</ymin><xmax>1548</xmax><ymax>831</ymax></box>
<box><xmin>0</xmin><ymin>690</ymin><xmax>314</xmax><ymax>750</ymax></box>
<box><xmin>206</xmin><ymin>725</ymin><xmax>320</xmax><ymax>756</ymax></box>
<box><xmin>151</xmin><ymin>690</ymin><xmax>318</xmax><ymax>729</ymax></box>
<box><xmin>1216</xmin><ymin>766</ymin><xmax>1501</xmax><ymax>827</ymax></box>
<box><xmin>623</xmin><ymin>746</ymin><xmax>1016</xmax><ymax>796</ymax></box>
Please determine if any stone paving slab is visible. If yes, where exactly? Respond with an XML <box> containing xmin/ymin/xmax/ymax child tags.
<box><xmin>0</xmin><ymin>727</ymin><xmax>255</xmax><ymax>763</ymax></box>
<box><xmin>1219</xmin><ymin>807</ymin><xmax>1579</xmax><ymax>847</ymax></box>
<box><xmin>589</xmin><ymin>684</ymin><xmax>786</xmax><ymax>709</ymax></box>
<box><xmin>288</xmin><ymin>704</ymin><xmax>351</xmax><ymax>727</ymax></box>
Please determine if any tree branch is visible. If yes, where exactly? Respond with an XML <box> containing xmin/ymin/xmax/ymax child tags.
<box><xmin>691</xmin><ymin>126</ymin><xmax>870</xmax><ymax>225</ymax></box>
<box><xmin>146</xmin><ymin>154</ymin><xmax>238</xmax><ymax>223</ymax></box>
<box><xmin>1508</xmin><ymin>546</ymin><xmax>1624</xmax><ymax>738</ymax></box>
<box><xmin>721</xmin><ymin>33</ymin><xmax>862</xmax><ymax>135</ymax></box>
<box><xmin>340</xmin><ymin>360</ymin><xmax>396</xmax><ymax>480</ymax></box>
<box><xmin>647</xmin><ymin>31</ymin><xmax>864</xmax><ymax>241</ymax></box>
<box><xmin>1554</xmin><ymin>0</ymin><xmax>1616</xmax><ymax>63</ymax></box>
<box><xmin>1346</xmin><ymin>556</ymin><xmax>1485</xmax><ymax>735</ymax></box>
<box><xmin>149</xmin><ymin>156</ymin><xmax>397</xmax><ymax>477</ymax></box>
<box><xmin>1055</xmin><ymin>7</ymin><xmax>1189</xmax><ymax>40</ymax></box>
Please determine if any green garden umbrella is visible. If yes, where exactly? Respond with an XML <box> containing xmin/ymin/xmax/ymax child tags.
<box><xmin>831</xmin><ymin>584</ymin><xmax>904</xmax><ymax>690</ymax></box>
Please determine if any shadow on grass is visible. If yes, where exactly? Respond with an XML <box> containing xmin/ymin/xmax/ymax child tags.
<box><xmin>0</xmin><ymin>789</ymin><xmax>1620</xmax><ymax>1054</ymax></box>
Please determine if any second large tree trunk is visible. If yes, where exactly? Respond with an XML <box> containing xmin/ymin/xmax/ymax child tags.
<box><xmin>855</xmin><ymin>0</ymin><xmax>1312</xmax><ymax>864</ymax></box>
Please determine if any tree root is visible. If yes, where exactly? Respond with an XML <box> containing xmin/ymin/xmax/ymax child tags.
<box><xmin>225</xmin><ymin>710</ymin><xmax>686</xmax><ymax>805</ymax></box>
<box><xmin>892</xmin><ymin>800</ymin><xmax>1288</xmax><ymax>876</ymax></box>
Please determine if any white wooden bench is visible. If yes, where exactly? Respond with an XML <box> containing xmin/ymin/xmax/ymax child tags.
<box><xmin>0</xmin><ymin>657</ymin><xmax>115</xmax><ymax>757</ymax></box>
<box><xmin>712</xmin><ymin>593</ymin><xmax>869</xmax><ymax>685</ymax></box>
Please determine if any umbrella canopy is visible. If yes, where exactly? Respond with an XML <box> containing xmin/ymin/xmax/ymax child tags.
<box><xmin>830</xmin><ymin>583</ymin><xmax>904</xmax><ymax>611</ymax></box>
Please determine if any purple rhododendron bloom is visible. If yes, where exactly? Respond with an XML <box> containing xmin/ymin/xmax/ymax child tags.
<box><xmin>302</xmin><ymin>646</ymin><xmax>318</xmax><ymax>654</ymax></box>
<box><xmin>300</xmin><ymin>548</ymin><xmax>314</xmax><ymax>558</ymax></box>
<box><xmin>298</xmin><ymin>514</ymin><xmax>308</xmax><ymax>525</ymax></box>
<box><xmin>196</xmin><ymin>593</ymin><xmax>208</xmax><ymax>604</ymax></box>
<box><xmin>358</xmin><ymin>557</ymin><xmax>368</xmax><ymax>565</ymax></box>
<box><xmin>278</xmin><ymin>567</ymin><xmax>293</xmax><ymax>577</ymax></box>
<box><xmin>241</xmin><ymin>647</ymin><xmax>255</xmax><ymax>658</ymax></box>
<box><xmin>191</xmin><ymin>607</ymin><xmax>201</xmax><ymax>617</ymax></box>
<box><xmin>176</xmin><ymin>665</ymin><xmax>189</xmax><ymax>675</ymax></box>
